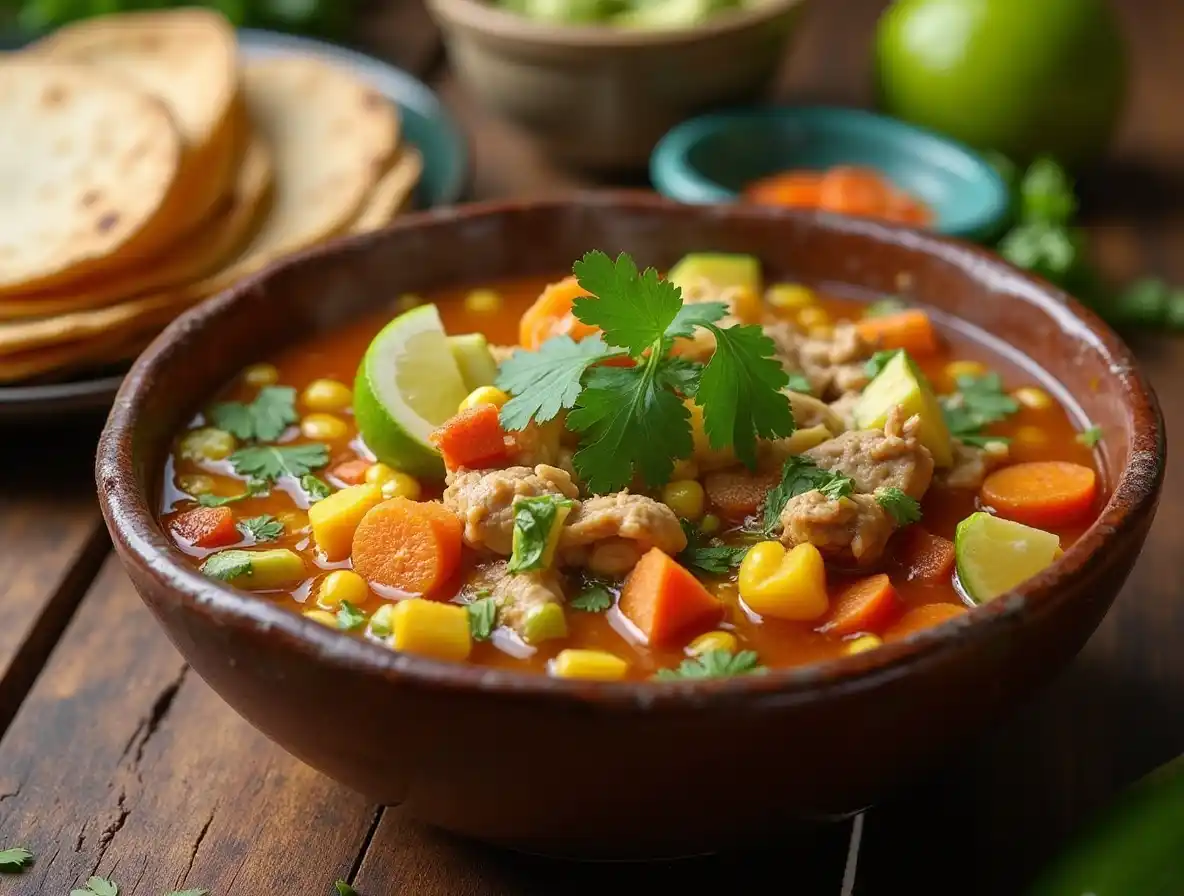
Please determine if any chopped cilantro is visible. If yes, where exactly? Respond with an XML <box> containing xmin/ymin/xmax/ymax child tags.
<box><xmin>817</xmin><ymin>473</ymin><xmax>855</xmax><ymax>500</ymax></box>
<box><xmin>570</xmin><ymin>583</ymin><xmax>614</xmax><ymax>612</ymax></box>
<box><xmin>785</xmin><ymin>371</ymin><xmax>813</xmax><ymax>395</ymax></box>
<box><xmin>229</xmin><ymin>443</ymin><xmax>329</xmax><ymax>484</ymax></box>
<box><xmin>0</xmin><ymin>847</ymin><xmax>32</xmax><ymax>871</ymax></box>
<box><xmin>301</xmin><ymin>473</ymin><xmax>333</xmax><ymax>502</ymax></box>
<box><xmin>336</xmin><ymin>600</ymin><xmax>367</xmax><ymax>631</ymax></box>
<box><xmin>678</xmin><ymin>519</ymin><xmax>748</xmax><ymax>576</ymax></box>
<box><xmin>941</xmin><ymin>373</ymin><xmax>1019</xmax><ymax>440</ymax></box>
<box><xmin>507</xmin><ymin>495</ymin><xmax>575</xmax><ymax>573</ymax></box>
<box><xmin>71</xmin><ymin>877</ymin><xmax>118</xmax><ymax>896</ymax></box>
<box><xmin>201</xmin><ymin>550</ymin><xmax>254</xmax><ymax>582</ymax></box>
<box><xmin>761</xmin><ymin>456</ymin><xmax>853</xmax><ymax>535</ymax></box>
<box><xmin>197</xmin><ymin>479</ymin><xmax>268</xmax><ymax>507</ymax></box>
<box><xmin>876</xmin><ymin>487</ymin><xmax>922</xmax><ymax>526</ymax></box>
<box><xmin>335</xmin><ymin>883</ymin><xmax>359</xmax><ymax>896</ymax></box>
<box><xmin>653</xmin><ymin>649</ymin><xmax>765</xmax><ymax>681</ymax></box>
<box><xmin>238</xmin><ymin>514</ymin><xmax>283</xmax><ymax>542</ymax></box>
<box><xmin>1019</xmin><ymin>156</ymin><xmax>1077</xmax><ymax>226</ymax></box>
<box><xmin>467</xmin><ymin>596</ymin><xmax>498</xmax><ymax>640</ymax></box>
<box><xmin>864</xmin><ymin>349</ymin><xmax>902</xmax><ymax>380</ymax></box>
<box><xmin>863</xmin><ymin>297</ymin><xmax>907</xmax><ymax>318</ymax></box>
<box><xmin>1077</xmin><ymin>425</ymin><xmax>1103</xmax><ymax>448</ymax></box>
<box><xmin>571</xmin><ymin>251</ymin><xmax>685</xmax><ymax>354</ymax></box>
<box><xmin>209</xmin><ymin>385</ymin><xmax>297</xmax><ymax>442</ymax></box>
<box><xmin>496</xmin><ymin>334</ymin><xmax>615</xmax><ymax>430</ymax></box>
<box><xmin>957</xmin><ymin>434</ymin><xmax>1011</xmax><ymax>448</ymax></box>
<box><xmin>665</xmin><ymin>300</ymin><xmax>729</xmax><ymax>339</ymax></box>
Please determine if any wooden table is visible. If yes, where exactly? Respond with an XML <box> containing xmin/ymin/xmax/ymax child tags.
<box><xmin>2</xmin><ymin>2</ymin><xmax>1181</xmax><ymax>893</ymax></box>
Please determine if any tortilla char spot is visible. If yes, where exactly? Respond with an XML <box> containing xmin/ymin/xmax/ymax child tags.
<box><xmin>42</xmin><ymin>85</ymin><xmax>67</xmax><ymax>107</ymax></box>
<box><xmin>362</xmin><ymin>90</ymin><xmax>384</xmax><ymax>110</ymax></box>
<box><xmin>81</xmin><ymin>189</ymin><xmax>102</xmax><ymax>208</ymax></box>
<box><xmin>97</xmin><ymin>211</ymin><xmax>120</xmax><ymax>234</ymax></box>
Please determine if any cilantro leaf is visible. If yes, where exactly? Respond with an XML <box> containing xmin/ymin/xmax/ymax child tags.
<box><xmin>72</xmin><ymin>877</ymin><xmax>118</xmax><ymax>896</ymax></box>
<box><xmin>696</xmin><ymin>323</ymin><xmax>793</xmax><ymax>468</ymax></box>
<box><xmin>571</xmin><ymin>251</ymin><xmax>681</xmax><ymax>354</ymax></box>
<box><xmin>653</xmin><ymin>649</ymin><xmax>765</xmax><ymax>680</ymax></box>
<box><xmin>197</xmin><ymin>479</ymin><xmax>268</xmax><ymax>507</ymax></box>
<box><xmin>200</xmin><ymin>550</ymin><xmax>253</xmax><ymax>582</ymax></box>
<box><xmin>570</xmin><ymin>583</ymin><xmax>613</xmax><ymax>612</ymax></box>
<box><xmin>678</xmin><ymin>519</ymin><xmax>747</xmax><ymax>576</ymax></box>
<box><xmin>655</xmin><ymin>355</ymin><xmax>702</xmax><ymax>397</ymax></box>
<box><xmin>761</xmin><ymin>456</ymin><xmax>851</xmax><ymax>535</ymax></box>
<box><xmin>229</xmin><ymin>443</ymin><xmax>329</xmax><ymax>483</ymax></box>
<box><xmin>941</xmin><ymin>373</ymin><xmax>1019</xmax><ymax>439</ymax></box>
<box><xmin>957</xmin><ymin>434</ymin><xmax>1010</xmax><ymax>448</ymax></box>
<box><xmin>301</xmin><ymin>474</ymin><xmax>333</xmax><ymax>502</ymax></box>
<box><xmin>876</xmin><ymin>487</ymin><xmax>922</xmax><ymax>526</ymax></box>
<box><xmin>336</xmin><ymin>600</ymin><xmax>367</xmax><ymax>631</ymax></box>
<box><xmin>785</xmin><ymin>371</ymin><xmax>813</xmax><ymax>395</ymax></box>
<box><xmin>507</xmin><ymin>495</ymin><xmax>575</xmax><ymax>573</ymax></box>
<box><xmin>999</xmin><ymin>221</ymin><xmax>1087</xmax><ymax>287</ymax></box>
<box><xmin>496</xmin><ymin>334</ymin><xmax>613</xmax><ymax>431</ymax></box>
<box><xmin>817</xmin><ymin>472</ymin><xmax>855</xmax><ymax>500</ymax></box>
<box><xmin>238</xmin><ymin>514</ymin><xmax>283</xmax><ymax>542</ymax></box>
<box><xmin>865</xmin><ymin>349</ymin><xmax>902</xmax><ymax>380</ymax></box>
<box><xmin>863</xmin><ymin>297</ymin><xmax>907</xmax><ymax>318</ymax></box>
<box><xmin>210</xmin><ymin>386</ymin><xmax>297</xmax><ymax>442</ymax></box>
<box><xmin>665</xmin><ymin>300</ymin><xmax>728</xmax><ymax>339</ymax></box>
<box><xmin>0</xmin><ymin>847</ymin><xmax>32</xmax><ymax>871</ymax></box>
<box><xmin>336</xmin><ymin>883</ymin><xmax>359</xmax><ymax>896</ymax></box>
<box><xmin>467</xmin><ymin>596</ymin><xmax>498</xmax><ymax>640</ymax></box>
<box><xmin>569</xmin><ymin>363</ymin><xmax>694</xmax><ymax>493</ymax></box>
<box><xmin>1077</xmin><ymin>424</ymin><xmax>1103</xmax><ymax>448</ymax></box>
<box><xmin>1020</xmin><ymin>156</ymin><xmax>1077</xmax><ymax>226</ymax></box>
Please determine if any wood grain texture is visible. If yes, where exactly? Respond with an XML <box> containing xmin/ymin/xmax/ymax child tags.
<box><xmin>353</xmin><ymin>0</ymin><xmax>443</xmax><ymax>77</ymax></box>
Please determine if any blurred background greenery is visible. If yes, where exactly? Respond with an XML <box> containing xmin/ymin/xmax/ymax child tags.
<box><xmin>0</xmin><ymin>0</ymin><xmax>353</xmax><ymax>35</ymax></box>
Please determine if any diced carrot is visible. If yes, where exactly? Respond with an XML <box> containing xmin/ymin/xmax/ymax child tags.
<box><xmin>519</xmin><ymin>276</ymin><xmax>599</xmax><ymax>350</ymax></box>
<box><xmin>887</xmin><ymin>191</ymin><xmax>933</xmax><ymax>227</ymax></box>
<box><xmin>883</xmin><ymin>602</ymin><xmax>967</xmax><ymax>641</ymax></box>
<box><xmin>854</xmin><ymin>309</ymin><xmax>939</xmax><ymax>356</ymax></box>
<box><xmin>818</xmin><ymin>166</ymin><xmax>892</xmax><ymax>217</ymax></box>
<box><xmin>351</xmin><ymin>498</ymin><xmax>462</xmax><ymax>598</ymax></box>
<box><xmin>169</xmin><ymin>506</ymin><xmax>240</xmax><ymax>549</ymax></box>
<box><xmin>430</xmin><ymin>404</ymin><xmax>510</xmax><ymax>471</ymax></box>
<box><xmin>895</xmin><ymin>527</ymin><xmax>956</xmax><ymax>582</ymax></box>
<box><xmin>980</xmin><ymin>461</ymin><xmax>1098</xmax><ymax>528</ymax></box>
<box><xmin>619</xmin><ymin>548</ymin><xmax>724</xmax><ymax>647</ymax></box>
<box><xmin>704</xmin><ymin>467</ymin><xmax>782</xmax><ymax>520</ymax></box>
<box><xmin>821</xmin><ymin>573</ymin><xmax>900</xmax><ymax>636</ymax></box>
<box><xmin>744</xmin><ymin>171</ymin><xmax>825</xmax><ymax>208</ymax></box>
<box><xmin>329</xmin><ymin>458</ymin><xmax>372</xmax><ymax>486</ymax></box>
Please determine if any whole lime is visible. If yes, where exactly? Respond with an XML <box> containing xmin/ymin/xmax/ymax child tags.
<box><xmin>875</xmin><ymin>0</ymin><xmax>1127</xmax><ymax>167</ymax></box>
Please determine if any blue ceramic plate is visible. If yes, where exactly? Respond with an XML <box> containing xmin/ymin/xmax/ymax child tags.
<box><xmin>650</xmin><ymin>106</ymin><xmax>1009</xmax><ymax>242</ymax></box>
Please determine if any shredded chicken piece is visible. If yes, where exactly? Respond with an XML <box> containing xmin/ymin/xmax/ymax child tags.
<box><xmin>468</xmin><ymin>561</ymin><xmax>565</xmax><ymax>638</ymax></box>
<box><xmin>779</xmin><ymin>490</ymin><xmax>894</xmax><ymax>566</ymax></box>
<box><xmin>442</xmin><ymin>464</ymin><xmax>579</xmax><ymax>555</ymax></box>
<box><xmin>804</xmin><ymin>405</ymin><xmax>934</xmax><ymax>500</ymax></box>
<box><xmin>828</xmin><ymin>391</ymin><xmax>861</xmax><ymax>431</ymax></box>
<box><xmin>559</xmin><ymin>491</ymin><xmax>687</xmax><ymax>558</ymax></box>
<box><xmin>938</xmin><ymin>439</ymin><xmax>1010</xmax><ymax>490</ymax></box>
<box><xmin>765</xmin><ymin>320</ymin><xmax>876</xmax><ymax>400</ymax></box>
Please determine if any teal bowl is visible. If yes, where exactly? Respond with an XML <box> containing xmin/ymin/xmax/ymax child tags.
<box><xmin>650</xmin><ymin>106</ymin><xmax>1009</xmax><ymax>241</ymax></box>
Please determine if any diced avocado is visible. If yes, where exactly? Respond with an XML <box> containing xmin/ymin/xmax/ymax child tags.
<box><xmin>522</xmin><ymin>602</ymin><xmax>568</xmax><ymax>645</ymax></box>
<box><xmin>853</xmin><ymin>350</ymin><xmax>953</xmax><ymax>467</ymax></box>
<box><xmin>202</xmin><ymin>548</ymin><xmax>307</xmax><ymax>591</ymax></box>
<box><xmin>448</xmin><ymin>333</ymin><xmax>499</xmax><ymax>391</ymax></box>
<box><xmin>519</xmin><ymin>0</ymin><xmax>624</xmax><ymax>23</ymax></box>
<box><xmin>666</xmin><ymin>252</ymin><xmax>762</xmax><ymax>296</ymax></box>
<box><xmin>955</xmin><ymin>512</ymin><xmax>1061</xmax><ymax>603</ymax></box>
<box><xmin>613</xmin><ymin>0</ymin><xmax>725</xmax><ymax>28</ymax></box>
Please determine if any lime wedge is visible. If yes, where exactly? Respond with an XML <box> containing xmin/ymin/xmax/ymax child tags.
<box><xmin>955</xmin><ymin>511</ymin><xmax>1061</xmax><ymax>603</ymax></box>
<box><xmin>448</xmin><ymin>333</ymin><xmax>499</xmax><ymax>391</ymax></box>
<box><xmin>353</xmin><ymin>305</ymin><xmax>470</xmax><ymax>478</ymax></box>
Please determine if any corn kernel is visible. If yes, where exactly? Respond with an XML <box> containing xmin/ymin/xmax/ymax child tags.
<box><xmin>317</xmin><ymin>569</ymin><xmax>370</xmax><ymax>610</ymax></box>
<box><xmin>302</xmin><ymin>378</ymin><xmax>352</xmax><ymax>412</ymax></box>
<box><xmin>550</xmin><ymin>649</ymin><xmax>629</xmax><ymax>681</ymax></box>
<box><xmin>458</xmin><ymin>385</ymin><xmax>509</xmax><ymax>413</ymax></box>
<box><xmin>381</xmin><ymin>472</ymin><xmax>422</xmax><ymax>501</ymax></box>
<box><xmin>389</xmin><ymin>598</ymin><xmax>472</xmax><ymax>661</ymax></box>
<box><xmin>845</xmin><ymin>634</ymin><xmax>883</xmax><ymax>655</ymax></box>
<box><xmin>738</xmin><ymin>541</ymin><xmax>829</xmax><ymax>621</ymax></box>
<box><xmin>395</xmin><ymin>293</ymin><xmax>422</xmax><ymax>312</ymax></box>
<box><xmin>369</xmin><ymin>603</ymin><xmax>397</xmax><ymax>638</ymax></box>
<box><xmin>808</xmin><ymin>324</ymin><xmax>835</xmax><ymax>339</ymax></box>
<box><xmin>180</xmin><ymin>426</ymin><xmax>237</xmax><ymax>462</ymax></box>
<box><xmin>1015</xmin><ymin>425</ymin><xmax>1049</xmax><ymax>451</ymax></box>
<box><xmin>671</xmin><ymin>458</ymin><xmax>699</xmax><ymax>481</ymax></box>
<box><xmin>242</xmin><ymin>362</ymin><xmax>279</xmax><ymax>387</ymax></box>
<box><xmin>945</xmin><ymin>360</ymin><xmax>989</xmax><ymax>383</ymax></box>
<box><xmin>1013</xmin><ymin>386</ymin><xmax>1053</xmax><ymax>410</ymax></box>
<box><xmin>304</xmin><ymin>609</ymin><xmax>338</xmax><ymax>628</ymax></box>
<box><xmin>767</xmin><ymin>283</ymin><xmax>816</xmax><ymax>311</ymax></box>
<box><xmin>797</xmin><ymin>306</ymin><xmax>831</xmax><ymax>329</ymax></box>
<box><xmin>364</xmin><ymin>462</ymin><xmax>398</xmax><ymax>487</ymax></box>
<box><xmin>699</xmin><ymin>513</ymin><xmax>721</xmax><ymax>535</ymax></box>
<box><xmin>662</xmin><ymin>479</ymin><xmax>705</xmax><ymax>522</ymax></box>
<box><xmin>687</xmin><ymin>630</ymin><xmax>738</xmax><ymax>656</ymax></box>
<box><xmin>464</xmin><ymin>289</ymin><xmax>502</xmax><ymax>314</ymax></box>
<box><xmin>301</xmin><ymin>413</ymin><xmax>349</xmax><ymax>441</ymax></box>
<box><xmin>727</xmin><ymin>285</ymin><xmax>764</xmax><ymax>323</ymax></box>
<box><xmin>178</xmin><ymin>473</ymin><xmax>215</xmax><ymax>496</ymax></box>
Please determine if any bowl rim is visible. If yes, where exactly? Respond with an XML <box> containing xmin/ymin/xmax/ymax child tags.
<box><xmin>96</xmin><ymin>192</ymin><xmax>1165</xmax><ymax>711</ymax></box>
<box><xmin>425</xmin><ymin>0</ymin><xmax>806</xmax><ymax>48</ymax></box>
<box><xmin>649</xmin><ymin>104</ymin><xmax>1011</xmax><ymax>240</ymax></box>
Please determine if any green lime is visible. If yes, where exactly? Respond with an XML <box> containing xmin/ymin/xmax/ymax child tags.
<box><xmin>353</xmin><ymin>305</ymin><xmax>470</xmax><ymax>478</ymax></box>
<box><xmin>447</xmin><ymin>333</ymin><xmax>499</xmax><ymax>392</ymax></box>
<box><xmin>954</xmin><ymin>511</ymin><xmax>1061</xmax><ymax>603</ymax></box>
<box><xmin>875</xmin><ymin>0</ymin><xmax>1126</xmax><ymax>167</ymax></box>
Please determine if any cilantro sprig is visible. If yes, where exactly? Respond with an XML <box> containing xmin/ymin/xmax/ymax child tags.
<box><xmin>210</xmin><ymin>386</ymin><xmax>297</xmax><ymax>442</ymax></box>
<box><xmin>229</xmin><ymin>443</ymin><xmax>329</xmax><ymax>484</ymax></box>
<box><xmin>653</xmin><ymin>649</ymin><xmax>765</xmax><ymax>681</ymax></box>
<box><xmin>336</xmin><ymin>600</ymin><xmax>367</xmax><ymax>631</ymax></box>
<box><xmin>467</xmin><ymin>596</ymin><xmax>498</xmax><ymax>640</ymax></box>
<box><xmin>677</xmin><ymin>519</ymin><xmax>748</xmax><ymax>576</ymax></box>
<box><xmin>238</xmin><ymin>514</ymin><xmax>283</xmax><ymax>543</ymax></box>
<box><xmin>0</xmin><ymin>846</ymin><xmax>32</xmax><ymax>871</ymax></box>
<box><xmin>507</xmin><ymin>495</ymin><xmax>575</xmax><ymax>573</ymax></box>
<box><xmin>570</xmin><ymin>582</ymin><xmax>614</xmax><ymax>612</ymax></box>
<box><xmin>940</xmin><ymin>373</ymin><xmax>1018</xmax><ymax>445</ymax></box>
<box><xmin>496</xmin><ymin>251</ymin><xmax>794</xmax><ymax>493</ymax></box>
<box><xmin>1077</xmin><ymin>424</ymin><xmax>1103</xmax><ymax>448</ymax></box>
<box><xmin>71</xmin><ymin>877</ymin><xmax>118</xmax><ymax>896</ymax></box>
<box><xmin>760</xmin><ymin>456</ymin><xmax>855</xmax><ymax>535</ymax></box>
<box><xmin>876</xmin><ymin>487</ymin><xmax>922</xmax><ymax>526</ymax></box>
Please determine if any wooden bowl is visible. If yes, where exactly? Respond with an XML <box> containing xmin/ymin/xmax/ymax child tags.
<box><xmin>96</xmin><ymin>195</ymin><xmax>1164</xmax><ymax>859</ymax></box>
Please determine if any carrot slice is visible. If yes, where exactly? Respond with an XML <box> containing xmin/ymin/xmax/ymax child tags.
<box><xmin>351</xmin><ymin>498</ymin><xmax>462</xmax><ymax>598</ymax></box>
<box><xmin>519</xmin><ymin>276</ymin><xmax>599</xmax><ymax>350</ymax></box>
<box><xmin>821</xmin><ymin>573</ymin><xmax>900</xmax><ymax>636</ymax></box>
<box><xmin>744</xmin><ymin>171</ymin><xmax>825</xmax><ymax>208</ymax></box>
<box><xmin>430</xmin><ymin>404</ymin><xmax>510</xmax><ymax>472</ymax></box>
<box><xmin>170</xmin><ymin>506</ymin><xmax>239</xmax><ymax>549</ymax></box>
<box><xmin>329</xmin><ymin>458</ymin><xmax>372</xmax><ymax>486</ymax></box>
<box><xmin>895</xmin><ymin>527</ymin><xmax>956</xmax><ymax>582</ymax></box>
<box><xmin>883</xmin><ymin>603</ymin><xmax>967</xmax><ymax>641</ymax></box>
<box><xmin>704</xmin><ymin>467</ymin><xmax>782</xmax><ymax>520</ymax></box>
<box><xmin>854</xmin><ymin>309</ymin><xmax>939</xmax><ymax>356</ymax></box>
<box><xmin>980</xmin><ymin>461</ymin><xmax>1098</xmax><ymax>528</ymax></box>
<box><xmin>818</xmin><ymin>166</ymin><xmax>892</xmax><ymax>217</ymax></box>
<box><xmin>619</xmin><ymin>548</ymin><xmax>723</xmax><ymax>647</ymax></box>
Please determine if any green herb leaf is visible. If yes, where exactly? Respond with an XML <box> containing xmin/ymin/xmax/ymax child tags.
<box><xmin>467</xmin><ymin>596</ymin><xmax>498</xmax><ymax>640</ymax></box>
<box><xmin>863</xmin><ymin>297</ymin><xmax>907</xmax><ymax>318</ymax></box>
<box><xmin>998</xmin><ymin>221</ymin><xmax>1087</xmax><ymax>287</ymax></box>
<box><xmin>200</xmin><ymin>550</ymin><xmax>254</xmax><ymax>582</ymax></box>
<box><xmin>496</xmin><ymin>334</ymin><xmax>614</xmax><ymax>430</ymax></box>
<box><xmin>1019</xmin><ymin>156</ymin><xmax>1077</xmax><ymax>226</ymax></box>
<box><xmin>655</xmin><ymin>355</ymin><xmax>703</xmax><ymax>397</ymax></box>
<box><xmin>336</xmin><ymin>600</ymin><xmax>367</xmax><ymax>631</ymax></box>
<box><xmin>785</xmin><ymin>371</ymin><xmax>813</xmax><ymax>395</ymax></box>
<box><xmin>761</xmin><ymin>456</ymin><xmax>852</xmax><ymax>535</ymax></box>
<box><xmin>653</xmin><ymin>649</ymin><xmax>765</xmax><ymax>681</ymax></box>
<box><xmin>864</xmin><ymin>349</ymin><xmax>902</xmax><ymax>380</ymax></box>
<box><xmin>957</xmin><ymin>434</ymin><xmax>1010</xmax><ymax>448</ymax></box>
<box><xmin>165</xmin><ymin>890</ymin><xmax>210</xmax><ymax>896</ymax></box>
<box><xmin>72</xmin><ymin>876</ymin><xmax>118</xmax><ymax>896</ymax></box>
<box><xmin>570</xmin><ymin>583</ymin><xmax>613</xmax><ymax>612</ymax></box>
<box><xmin>210</xmin><ymin>385</ymin><xmax>297</xmax><ymax>442</ymax></box>
<box><xmin>876</xmin><ymin>487</ymin><xmax>922</xmax><ymax>526</ymax></box>
<box><xmin>817</xmin><ymin>472</ymin><xmax>855</xmax><ymax>500</ymax></box>
<box><xmin>335</xmin><ymin>883</ymin><xmax>359</xmax><ymax>896</ymax></box>
<box><xmin>1076</xmin><ymin>425</ymin><xmax>1103</xmax><ymax>448</ymax></box>
<box><xmin>507</xmin><ymin>495</ymin><xmax>576</xmax><ymax>573</ymax></box>
<box><xmin>238</xmin><ymin>514</ymin><xmax>284</xmax><ymax>542</ymax></box>
<box><xmin>941</xmin><ymin>373</ymin><xmax>1019</xmax><ymax>439</ymax></box>
<box><xmin>229</xmin><ymin>443</ymin><xmax>329</xmax><ymax>483</ymax></box>
<box><xmin>678</xmin><ymin>520</ymin><xmax>748</xmax><ymax>576</ymax></box>
<box><xmin>197</xmin><ymin>479</ymin><xmax>269</xmax><ymax>507</ymax></box>
<box><xmin>665</xmin><ymin>300</ymin><xmax>729</xmax><ymax>340</ymax></box>
<box><xmin>301</xmin><ymin>474</ymin><xmax>333</xmax><ymax>502</ymax></box>
<box><xmin>0</xmin><ymin>847</ymin><xmax>33</xmax><ymax>871</ymax></box>
<box><xmin>571</xmin><ymin>250</ymin><xmax>682</xmax><ymax>355</ymax></box>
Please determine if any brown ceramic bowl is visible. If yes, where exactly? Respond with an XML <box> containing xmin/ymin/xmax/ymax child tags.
<box><xmin>96</xmin><ymin>194</ymin><xmax>1164</xmax><ymax>859</ymax></box>
<box><xmin>425</xmin><ymin>0</ymin><xmax>806</xmax><ymax>170</ymax></box>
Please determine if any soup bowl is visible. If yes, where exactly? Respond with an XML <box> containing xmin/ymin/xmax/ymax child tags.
<box><xmin>96</xmin><ymin>195</ymin><xmax>1164</xmax><ymax>859</ymax></box>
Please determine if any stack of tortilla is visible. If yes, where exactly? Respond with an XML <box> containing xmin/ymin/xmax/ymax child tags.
<box><xmin>0</xmin><ymin>8</ymin><xmax>423</xmax><ymax>384</ymax></box>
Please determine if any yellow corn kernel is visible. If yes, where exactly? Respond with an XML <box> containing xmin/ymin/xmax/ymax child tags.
<box><xmin>1013</xmin><ymin>386</ymin><xmax>1053</xmax><ymax>410</ymax></box>
<box><xmin>301</xmin><ymin>413</ymin><xmax>349</xmax><ymax>441</ymax></box>
<box><xmin>304</xmin><ymin>609</ymin><xmax>338</xmax><ymax>628</ymax></box>
<box><xmin>699</xmin><ymin>513</ymin><xmax>721</xmax><ymax>535</ymax></box>
<box><xmin>1014</xmin><ymin>425</ymin><xmax>1049</xmax><ymax>452</ymax></box>
<box><xmin>845</xmin><ymin>634</ymin><xmax>883</xmax><ymax>655</ymax></box>
<box><xmin>308</xmin><ymin>483</ymin><xmax>384</xmax><ymax>561</ymax></box>
<box><xmin>767</xmin><ymin>283</ymin><xmax>816</xmax><ymax>311</ymax></box>
<box><xmin>464</xmin><ymin>288</ymin><xmax>502</xmax><ymax>314</ymax></box>
<box><xmin>797</xmin><ymin>306</ymin><xmax>831</xmax><ymax>329</ymax></box>
<box><xmin>179</xmin><ymin>426</ymin><xmax>237</xmax><ymax>462</ymax></box>
<box><xmin>395</xmin><ymin>293</ymin><xmax>422</xmax><ymax>312</ymax></box>
<box><xmin>364</xmin><ymin>462</ymin><xmax>398</xmax><ymax>487</ymax></box>
<box><xmin>945</xmin><ymin>360</ymin><xmax>989</xmax><ymax>382</ymax></box>
<box><xmin>662</xmin><ymin>479</ymin><xmax>705</xmax><ymax>522</ymax></box>
<box><xmin>381</xmin><ymin>472</ymin><xmax>422</xmax><ymax>501</ymax></box>
<box><xmin>302</xmin><ymin>378</ymin><xmax>352</xmax><ymax>412</ymax></box>
<box><xmin>389</xmin><ymin>598</ymin><xmax>472</xmax><ymax>661</ymax></box>
<box><xmin>317</xmin><ymin>569</ymin><xmax>370</xmax><ymax>610</ymax></box>
<box><xmin>687</xmin><ymin>630</ymin><xmax>738</xmax><ymax>656</ymax></box>
<box><xmin>738</xmin><ymin>541</ymin><xmax>829</xmax><ymax>621</ymax></box>
<box><xmin>550</xmin><ymin>649</ymin><xmax>628</xmax><ymax>681</ymax></box>
<box><xmin>242</xmin><ymin>362</ymin><xmax>279</xmax><ymax>387</ymax></box>
<box><xmin>727</xmin><ymin>285</ymin><xmax>764</xmax><ymax>323</ymax></box>
<box><xmin>458</xmin><ymin>385</ymin><xmax>510</xmax><ymax>413</ymax></box>
<box><xmin>178</xmin><ymin>473</ymin><xmax>215</xmax><ymax>496</ymax></box>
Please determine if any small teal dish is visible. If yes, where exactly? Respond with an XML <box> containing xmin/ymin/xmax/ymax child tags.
<box><xmin>650</xmin><ymin>106</ymin><xmax>1009</xmax><ymax>241</ymax></box>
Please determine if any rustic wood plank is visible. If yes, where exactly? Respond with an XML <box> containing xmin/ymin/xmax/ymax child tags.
<box><xmin>351</xmin><ymin>0</ymin><xmax>444</xmax><ymax>78</ymax></box>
